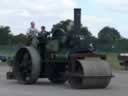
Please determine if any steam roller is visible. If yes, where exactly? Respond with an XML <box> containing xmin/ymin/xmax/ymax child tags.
<box><xmin>6</xmin><ymin>8</ymin><xmax>112</xmax><ymax>89</ymax></box>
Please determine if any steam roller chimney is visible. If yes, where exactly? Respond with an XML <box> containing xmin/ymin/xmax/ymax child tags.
<box><xmin>74</xmin><ymin>8</ymin><xmax>81</xmax><ymax>34</ymax></box>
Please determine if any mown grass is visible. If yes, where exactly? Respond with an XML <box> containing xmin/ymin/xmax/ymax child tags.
<box><xmin>106</xmin><ymin>53</ymin><xmax>122</xmax><ymax>70</ymax></box>
<box><xmin>0</xmin><ymin>48</ymin><xmax>15</xmax><ymax>65</ymax></box>
<box><xmin>0</xmin><ymin>50</ymin><xmax>14</xmax><ymax>57</ymax></box>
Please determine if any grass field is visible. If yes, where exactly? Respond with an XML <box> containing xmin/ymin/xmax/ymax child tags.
<box><xmin>0</xmin><ymin>46</ymin><xmax>123</xmax><ymax>70</ymax></box>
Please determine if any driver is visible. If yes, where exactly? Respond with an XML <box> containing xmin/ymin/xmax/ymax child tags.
<box><xmin>38</xmin><ymin>26</ymin><xmax>48</xmax><ymax>39</ymax></box>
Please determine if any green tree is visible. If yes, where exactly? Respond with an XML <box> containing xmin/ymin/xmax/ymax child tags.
<box><xmin>98</xmin><ymin>26</ymin><xmax>121</xmax><ymax>44</ymax></box>
<box><xmin>52</xmin><ymin>19</ymin><xmax>73</xmax><ymax>32</ymax></box>
<box><xmin>81</xmin><ymin>27</ymin><xmax>92</xmax><ymax>37</ymax></box>
<box><xmin>116</xmin><ymin>38</ymin><xmax>128</xmax><ymax>52</ymax></box>
<box><xmin>11</xmin><ymin>33</ymin><xmax>27</xmax><ymax>45</ymax></box>
<box><xmin>80</xmin><ymin>26</ymin><xmax>96</xmax><ymax>44</ymax></box>
<box><xmin>52</xmin><ymin>19</ymin><xmax>93</xmax><ymax>38</ymax></box>
<box><xmin>97</xmin><ymin>26</ymin><xmax>122</xmax><ymax>52</ymax></box>
<box><xmin>52</xmin><ymin>19</ymin><xmax>95</xmax><ymax>46</ymax></box>
<box><xmin>0</xmin><ymin>26</ymin><xmax>11</xmax><ymax>45</ymax></box>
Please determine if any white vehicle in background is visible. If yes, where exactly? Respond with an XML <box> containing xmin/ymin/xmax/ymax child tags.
<box><xmin>118</xmin><ymin>53</ymin><xmax>128</xmax><ymax>70</ymax></box>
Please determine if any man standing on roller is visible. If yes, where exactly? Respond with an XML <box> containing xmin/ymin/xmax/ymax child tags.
<box><xmin>27</xmin><ymin>21</ymin><xmax>39</xmax><ymax>47</ymax></box>
<box><xmin>27</xmin><ymin>21</ymin><xmax>38</xmax><ymax>38</ymax></box>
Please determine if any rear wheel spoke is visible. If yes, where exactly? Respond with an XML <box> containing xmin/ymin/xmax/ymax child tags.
<box><xmin>18</xmin><ymin>52</ymin><xmax>32</xmax><ymax>82</ymax></box>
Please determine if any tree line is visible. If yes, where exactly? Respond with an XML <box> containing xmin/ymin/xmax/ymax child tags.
<box><xmin>0</xmin><ymin>19</ymin><xmax>128</xmax><ymax>53</ymax></box>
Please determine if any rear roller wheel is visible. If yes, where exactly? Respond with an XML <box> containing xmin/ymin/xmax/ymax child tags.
<box><xmin>69</xmin><ymin>57</ymin><xmax>112</xmax><ymax>89</ymax></box>
<box><xmin>14</xmin><ymin>47</ymin><xmax>41</xmax><ymax>84</ymax></box>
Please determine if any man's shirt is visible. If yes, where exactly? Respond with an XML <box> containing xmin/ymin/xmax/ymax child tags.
<box><xmin>38</xmin><ymin>31</ymin><xmax>49</xmax><ymax>38</ymax></box>
<box><xmin>27</xmin><ymin>27</ymin><xmax>38</xmax><ymax>38</ymax></box>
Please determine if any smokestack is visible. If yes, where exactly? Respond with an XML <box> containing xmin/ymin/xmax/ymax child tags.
<box><xmin>74</xmin><ymin>8</ymin><xmax>81</xmax><ymax>34</ymax></box>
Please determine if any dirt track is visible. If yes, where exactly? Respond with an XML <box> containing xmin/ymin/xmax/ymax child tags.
<box><xmin>0</xmin><ymin>65</ymin><xmax>128</xmax><ymax>96</ymax></box>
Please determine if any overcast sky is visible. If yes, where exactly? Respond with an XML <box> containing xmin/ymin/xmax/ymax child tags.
<box><xmin>0</xmin><ymin>0</ymin><xmax>127</xmax><ymax>37</ymax></box>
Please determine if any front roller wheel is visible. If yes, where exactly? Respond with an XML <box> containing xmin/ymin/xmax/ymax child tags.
<box><xmin>68</xmin><ymin>57</ymin><xmax>112</xmax><ymax>89</ymax></box>
<box><xmin>14</xmin><ymin>47</ymin><xmax>41</xmax><ymax>84</ymax></box>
